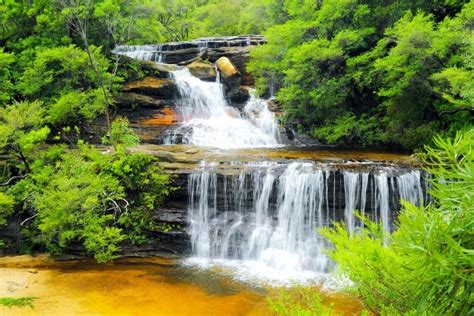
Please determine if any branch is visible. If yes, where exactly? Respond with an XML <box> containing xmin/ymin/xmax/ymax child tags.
<box><xmin>439</xmin><ymin>107</ymin><xmax>474</xmax><ymax>116</ymax></box>
<box><xmin>177</xmin><ymin>49</ymin><xmax>207</xmax><ymax>66</ymax></box>
<box><xmin>0</xmin><ymin>175</ymin><xmax>25</xmax><ymax>186</ymax></box>
<box><xmin>20</xmin><ymin>213</ymin><xmax>38</xmax><ymax>226</ymax></box>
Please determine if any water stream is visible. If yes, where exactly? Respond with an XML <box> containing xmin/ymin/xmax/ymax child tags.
<box><xmin>163</xmin><ymin>69</ymin><xmax>280</xmax><ymax>148</ymax></box>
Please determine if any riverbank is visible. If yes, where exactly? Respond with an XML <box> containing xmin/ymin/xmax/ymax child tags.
<box><xmin>0</xmin><ymin>255</ymin><xmax>363</xmax><ymax>315</ymax></box>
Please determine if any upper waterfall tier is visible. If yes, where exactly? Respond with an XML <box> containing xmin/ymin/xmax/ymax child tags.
<box><xmin>112</xmin><ymin>35</ymin><xmax>265</xmax><ymax>64</ymax></box>
<box><xmin>162</xmin><ymin>69</ymin><xmax>281</xmax><ymax>149</ymax></box>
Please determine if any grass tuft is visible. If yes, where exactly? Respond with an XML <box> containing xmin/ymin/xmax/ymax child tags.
<box><xmin>0</xmin><ymin>297</ymin><xmax>38</xmax><ymax>308</ymax></box>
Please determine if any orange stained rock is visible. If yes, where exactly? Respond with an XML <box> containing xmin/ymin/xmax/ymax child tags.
<box><xmin>141</xmin><ymin>107</ymin><xmax>177</xmax><ymax>126</ymax></box>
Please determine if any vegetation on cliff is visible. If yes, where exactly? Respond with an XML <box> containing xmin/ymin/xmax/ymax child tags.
<box><xmin>2</xmin><ymin>1</ymin><xmax>472</xmax><ymax>150</ymax></box>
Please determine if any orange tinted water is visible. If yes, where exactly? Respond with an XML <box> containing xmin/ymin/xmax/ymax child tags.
<box><xmin>0</xmin><ymin>256</ymin><xmax>364</xmax><ymax>315</ymax></box>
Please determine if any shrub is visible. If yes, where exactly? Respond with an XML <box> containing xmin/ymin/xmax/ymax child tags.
<box><xmin>321</xmin><ymin>130</ymin><xmax>474</xmax><ymax>315</ymax></box>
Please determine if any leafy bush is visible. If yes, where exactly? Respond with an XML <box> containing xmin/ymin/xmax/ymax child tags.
<box><xmin>311</xmin><ymin>114</ymin><xmax>357</xmax><ymax>144</ymax></box>
<box><xmin>249</xmin><ymin>0</ymin><xmax>474</xmax><ymax>149</ymax></box>
<box><xmin>0</xmin><ymin>192</ymin><xmax>14</xmax><ymax>225</ymax></box>
<box><xmin>321</xmin><ymin>130</ymin><xmax>474</xmax><ymax>315</ymax></box>
<box><xmin>103</xmin><ymin>117</ymin><xmax>139</xmax><ymax>150</ymax></box>
<box><xmin>12</xmin><ymin>143</ymin><xmax>173</xmax><ymax>262</ymax></box>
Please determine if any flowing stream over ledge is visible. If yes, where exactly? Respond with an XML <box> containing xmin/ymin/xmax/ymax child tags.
<box><xmin>163</xmin><ymin>68</ymin><xmax>281</xmax><ymax>148</ymax></box>
<box><xmin>183</xmin><ymin>161</ymin><xmax>427</xmax><ymax>285</ymax></box>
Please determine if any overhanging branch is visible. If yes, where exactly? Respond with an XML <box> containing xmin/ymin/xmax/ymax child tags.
<box><xmin>439</xmin><ymin>107</ymin><xmax>474</xmax><ymax>116</ymax></box>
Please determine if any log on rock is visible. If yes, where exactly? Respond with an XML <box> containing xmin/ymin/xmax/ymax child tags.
<box><xmin>215</xmin><ymin>57</ymin><xmax>242</xmax><ymax>97</ymax></box>
<box><xmin>216</xmin><ymin>57</ymin><xmax>240</xmax><ymax>79</ymax></box>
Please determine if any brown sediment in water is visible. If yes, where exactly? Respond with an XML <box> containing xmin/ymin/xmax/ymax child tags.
<box><xmin>0</xmin><ymin>255</ymin><xmax>364</xmax><ymax>315</ymax></box>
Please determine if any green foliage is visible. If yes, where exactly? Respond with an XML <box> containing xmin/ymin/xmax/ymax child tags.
<box><xmin>18</xmin><ymin>45</ymin><xmax>111</xmax><ymax>124</ymax></box>
<box><xmin>187</xmin><ymin>1</ymin><xmax>270</xmax><ymax>38</ymax></box>
<box><xmin>321</xmin><ymin>130</ymin><xmax>474</xmax><ymax>315</ymax></box>
<box><xmin>311</xmin><ymin>113</ymin><xmax>357</xmax><ymax>144</ymax></box>
<box><xmin>103</xmin><ymin>117</ymin><xmax>140</xmax><ymax>149</ymax></box>
<box><xmin>250</xmin><ymin>0</ymin><xmax>474</xmax><ymax>149</ymax></box>
<box><xmin>0</xmin><ymin>192</ymin><xmax>14</xmax><ymax>225</ymax></box>
<box><xmin>0</xmin><ymin>297</ymin><xmax>37</xmax><ymax>309</ymax></box>
<box><xmin>0</xmin><ymin>101</ymin><xmax>49</xmax><ymax>169</ymax></box>
<box><xmin>30</xmin><ymin>148</ymin><xmax>125</xmax><ymax>261</ymax></box>
<box><xmin>12</xmin><ymin>144</ymin><xmax>173</xmax><ymax>262</ymax></box>
<box><xmin>0</xmin><ymin>49</ymin><xmax>15</xmax><ymax>104</ymax></box>
<box><xmin>0</xmin><ymin>0</ymin><xmax>176</xmax><ymax>262</ymax></box>
<box><xmin>157</xmin><ymin>222</ymin><xmax>180</xmax><ymax>233</ymax></box>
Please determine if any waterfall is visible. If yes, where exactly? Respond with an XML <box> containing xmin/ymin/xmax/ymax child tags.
<box><xmin>163</xmin><ymin>69</ymin><xmax>280</xmax><ymax>148</ymax></box>
<box><xmin>186</xmin><ymin>161</ymin><xmax>426</xmax><ymax>284</ymax></box>
<box><xmin>112</xmin><ymin>44</ymin><xmax>164</xmax><ymax>62</ymax></box>
<box><xmin>243</xmin><ymin>92</ymin><xmax>281</xmax><ymax>142</ymax></box>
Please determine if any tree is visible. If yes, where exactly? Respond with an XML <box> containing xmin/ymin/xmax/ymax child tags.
<box><xmin>0</xmin><ymin>101</ymin><xmax>49</xmax><ymax>172</ymax></box>
<box><xmin>14</xmin><ymin>143</ymin><xmax>173</xmax><ymax>262</ymax></box>
<box><xmin>249</xmin><ymin>0</ymin><xmax>473</xmax><ymax>149</ymax></box>
<box><xmin>0</xmin><ymin>49</ymin><xmax>14</xmax><ymax>104</ymax></box>
<box><xmin>57</xmin><ymin>0</ymin><xmax>112</xmax><ymax>131</ymax></box>
<box><xmin>19</xmin><ymin>45</ymin><xmax>111</xmax><ymax>125</ymax></box>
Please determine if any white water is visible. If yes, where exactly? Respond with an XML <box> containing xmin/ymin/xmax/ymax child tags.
<box><xmin>185</xmin><ymin>162</ymin><xmax>426</xmax><ymax>285</ymax></box>
<box><xmin>163</xmin><ymin>69</ymin><xmax>280</xmax><ymax>148</ymax></box>
<box><xmin>113</xmin><ymin>44</ymin><xmax>164</xmax><ymax>62</ymax></box>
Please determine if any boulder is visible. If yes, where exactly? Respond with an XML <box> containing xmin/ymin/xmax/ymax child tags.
<box><xmin>267</xmin><ymin>98</ymin><xmax>283</xmax><ymax>113</ymax></box>
<box><xmin>123</xmin><ymin>77</ymin><xmax>176</xmax><ymax>99</ymax></box>
<box><xmin>187</xmin><ymin>60</ymin><xmax>217</xmax><ymax>81</ymax></box>
<box><xmin>229</xmin><ymin>88</ymin><xmax>250</xmax><ymax>109</ymax></box>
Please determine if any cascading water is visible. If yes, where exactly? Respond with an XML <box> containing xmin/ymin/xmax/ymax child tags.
<box><xmin>163</xmin><ymin>68</ymin><xmax>280</xmax><ymax>148</ymax></box>
<box><xmin>185</xmin><ymin>161</ymin><xmax>427</xmax><ymax>284</ymax></box>
<box><xmin>112</xmin><ymin>44</ymin><xmax>164</xmax><ymax>62</ymax></box>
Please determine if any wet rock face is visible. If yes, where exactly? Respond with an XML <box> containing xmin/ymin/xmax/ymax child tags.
<box><xmin>149</xmin><ymin>161</ymin><xmax>428</xmax><ymax>257</ymax></box>
<box><xmin>113</xmin><ymin>35</ymin><xmax>265</xmax><ymax>94</ymax></box>
<box><xmin>115</xmin><ymin>93</ymin><xmax>167</xmax><ymax>108</ymax></box>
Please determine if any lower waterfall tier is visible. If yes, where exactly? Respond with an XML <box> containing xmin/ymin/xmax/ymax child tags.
<box><xmin>179</xmin><ymin>160</ymin><xmax>428</xmax><ymax>284</ymax></box>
